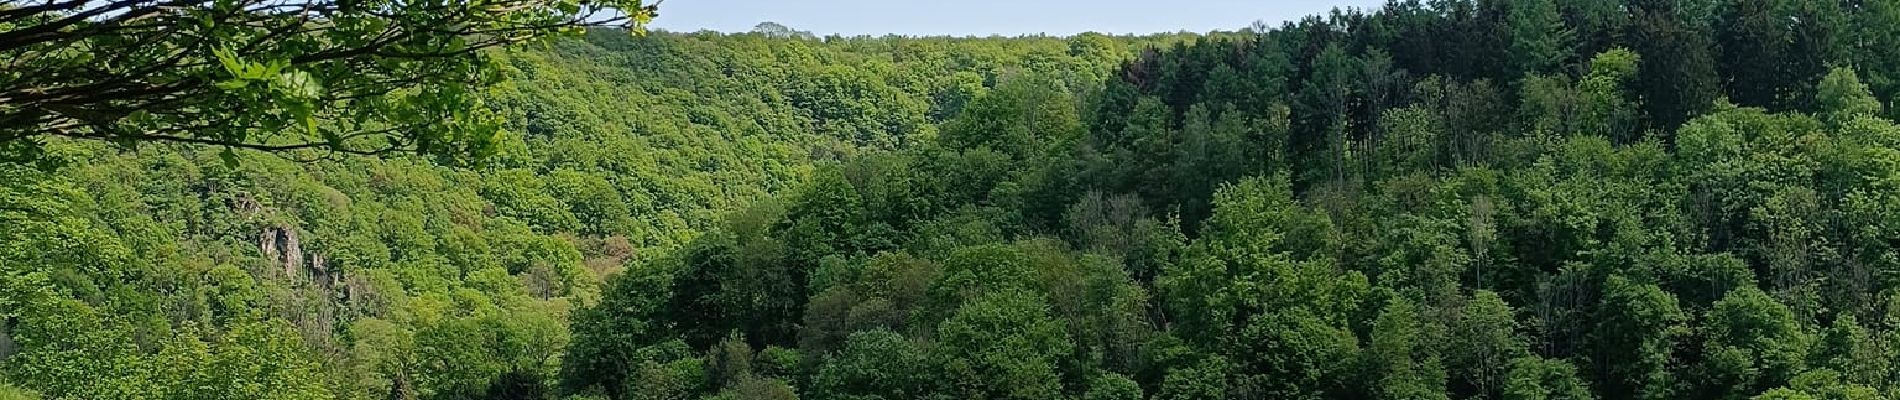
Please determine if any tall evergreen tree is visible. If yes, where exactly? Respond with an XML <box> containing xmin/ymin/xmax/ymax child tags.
<box><xmin>1509</xmin><ymin>0</ymin><xmax>1573</xmax><ymax>78</ymax></box>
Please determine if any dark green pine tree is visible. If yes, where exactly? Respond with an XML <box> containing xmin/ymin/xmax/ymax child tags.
<box><xmin>1629</xmin><ymin>0</ymin><xmax>1721</xmax><ymax>139</ymax></box>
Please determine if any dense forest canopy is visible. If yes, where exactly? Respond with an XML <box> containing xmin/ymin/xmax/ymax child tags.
<box><xmin>7</xmin><ymin>0</ymin><xmax>1900</xmax><ymax>399</ymax></box>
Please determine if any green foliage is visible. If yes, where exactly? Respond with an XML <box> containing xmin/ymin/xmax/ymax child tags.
<box><xmin>0</xmin><ymin>384</ymin><xmax>38</xmax><ymax>400</ymax></box>
<box><xmin>1502</xmin><ymin>356</ymin><xmax>1595</xmax><ymax>400</ymax></box>
<box><xmin>1594</xmin><ymin>275</ymin><xmax>1688</xmax><ymax>400</ymax></box>
<box><xmin>934</xmin><ymin>289</ymin><xmax>1074</xmax><ymax>400</ymax></box>
<box><xmin>940</xmin><ymin>74</ymin><xmax>1084</xmax><ymax>159</ymax></box>
<box><xmin>1085</xmin><ymin>373</ymin><xmax>1144</xmax><ymax>400</ymax></box>
<box><xmin>0</xmin><ymin>0</ymin><xmax>656</xmax><ymax>161</ymax></box>
<box><xmin>1817</xmin><ymin>67</ymin><xmax>1885</xmax><ymax>126</ymax></box>
<box><xmin>1763</xmin><ymin>369</ymin><xmax>1884</xmax><ymax>400</ymax></box>
<box><xmin>1509</xmin><ymin>0</ymin><xmax>1574</xmax><ymax>77</ymax></box>
<box><xmin>1448</xmin><ymin>291</ymin><xmax>1532</xmax><ymax>398</ymax></box>
<box><xmin>1695</xmin><ymin>286</ymin><xmax>1809</xmax><ymax>399</ymax></box>
<box><xmin>1157</xmin><ymin>356</ymin><xmax>1229</xmax><ymax>400</ymax></box>
<box><xmin>1367</xmin><ymin>297</ymin><xmax>1449</xmax><ymax>400</ymax></box>
<box><xmin>12</xmin><ymin>2</ymin><xmax>1900</xmax><ymax>400</ymax></box>
<box><xmin>810</xmin><ymin>330</ymin><xmax>935</xmax><ymax>400</ymax></box>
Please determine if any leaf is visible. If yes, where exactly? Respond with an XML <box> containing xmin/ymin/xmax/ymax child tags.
<box><xmin>215</xmin><ymin>80</ymin><xmax>249</xmax><ymax>90</ymax></box>
<box><xmin>289</xmin><ymin>100</ymin><xmax>317</xmax><ymax>136</ymax></box>
<box><xmin>634</xmin><ymin>10</ymin><xmax>654</xmax><ymax>26</ymax></box>
<box><xmin>276</xmin><ymin>70</ymin><xmax>322</xmax><ymax>99</ymax></box>
<box><xmin>214</xmin><ymin>48</ymin><xmax>243</xmax><ymax>75</ymax></box>
<box><xmin>264</xmin><ymin>59</ymin><xmax>289</xmax><ymax>76</ymax></box>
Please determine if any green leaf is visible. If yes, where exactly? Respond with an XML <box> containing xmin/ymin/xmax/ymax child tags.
<box><xmin>291</xmin><ymin>102</ymin><xmax>317</xmax><ymax>135</ymax></box>
<box><xmin>213</xmin><ymin>48</ymin><xmax>242</xmax><ymax>75</ymax></box>
<box><xmin>276</xmin><ymin>70</ymin><xmax>322</xmax><ymax>99</ymax></box>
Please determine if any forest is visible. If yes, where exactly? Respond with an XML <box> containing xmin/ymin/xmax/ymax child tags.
<box><xmin>5</xmin><ymin>0</ymin><xmax>1900</xmax><ymax>399</ymax></box>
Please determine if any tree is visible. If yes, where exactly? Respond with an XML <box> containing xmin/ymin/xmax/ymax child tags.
<box><xmin>622</xmin><ymin>352</ymin><xmax>707</xmax><ymax>400</ymax></box>
<box><xmin>1629</xmin><ymin>0</ymin><xmax>1720</xmax><ymax>136</ymax></box>
<box><xmin>1751</xmin><ymin>369</ymin><xmax>1883</xmax><ymax>400</ymax></box>
<box><xmin>1694</xmin><ymin>286</ymin><xmax>1808</xmax><ymax>399</ymax></box>
<box><xmin>751</xmin><ymin>22</ymin><xmax>814</xmax><ymax>39</ymax></box>
<box><xmin>710</xmin><ymin>377</ymin><xmax>799</xmax><ymax>400</ymax></box>
<box><xmin>1161</xmin><ymin>175</ymin><xmax>1356</xmax><ymax>347</ymax></box>
<box><xmin>0</xmin><ymin>0</ymin><xmax>657</xmax><ymax>161</ymax></box>
<box><xmin>787</xmin><ymin>66</ymin><xmax>931</xmax><ymax>149</ymax></box>
<box><xmin>1365</xmin><ymin>297</ymin><xmax>1450</xmax><ymax>400</ymax></box>
<box><xmin>4</xmin><ymin>299</ymin><xmax>153</xmax><ymax>399</ymax></box>
<box><xmin>1296</xmin><ymin>43</ymin><xmax>1358</xmax><ymax>186</ymax></box>
<box><xmin>934</xmin><ymin>289</ymin><xmax>1074</xmax><ymax>400</ymax></box>
<box><xmin>1809</xmin><ymin>316</ymin><xmax>1889</xmax><ymax>388</ymax></box>
<box><xmin>1502</xmin><ymin>356</ymin><xmax>1595</xmax><ymax>400</ymax></box>
<box><xmin>1779</xmin><ymin>1</ymin><xmax>1844</xmax><ymax>112</ymax></box>
<box><xmin>199</xmin><ymin>321</ymin><xmax>332</xmax><ymax>400</ymax></box>
<box><xmin>1815</xmin><ymin>67</ymin><xmax>1883</xmax><ymax>127</ymax></box>
<box><xmin>1374</xmin><ymin>105</ymin><xmax>1442</xmax><ymax>175</ymax></box>
<box><xmin>1708</xmin><ymin>0</ymin><xmax>1841</xmax><ymax>113</ymax></box>
<box><xmin>706</xmin><ymin>333</ymin><xmax>755</xmax><ymax>391</ymax></box>
<box><xmin>1592</xmin><ymin>275</ymin><xmax>1687</xmax><ymax>400</ymax></box>
<box><xmin>1576</xmin><ymin>48</ymin><xmax>1642</xmax><ymax>141</ymax></box>
<box><xmin>1750</xmin><ymin>389</ymin><xmax>1818</xmax><ymax>400</ymax></box>
<box><xmin>1852</xmin><ymin>0</ymin><xmax>1900</xmax><ymax>119</ymax></box>
<box><xmin>1715</xmin><ymin>0</ymin><xmax>1794</xmax><ymax>110</ymax></box>
<box><xmin>810</xmin><ymin>330</ymin><xmax>935</xmax><ymax>400</ymax></box>
<box><xmin>1508</xmin><ymin>0</ymin><xmax>1573</xmax><ymax>77</ymax></box>
<box><xmin>1162</xmin><ymin>175</ymin><xmax>1366</xmax><ymax>398</ymax></box>
<box><xmin>3</xmin><ymin>24</ymin><xmax>1209</xmax><ymax>400</ymax></box>
<box><xmin>1173</xmin><ymin>104</ymin><xmax>1252</xmax><ymax>228</ymax></box>
<box><xmin>1448</xmin><ymin>290</ymin><xmax>1531</xmax><ymax>399</ymax></box>
<box><xmin>20</xmin><ymin>4</ymin><xmax>1900</xmax><ymax>400</ymax></box>
<box><xmin>562</xmin><ymin>266</ymin><xmax>677</xmax><ymax>398</ymax></box>
<box><xmin>1560</xmin><ymin>0</ymin><xmax>1625</xmax><ymax>64</ymax></box>
<box><xmin>669</xmin><ymin>192</ymin><xmax>811</xmax><ymax>348</ymax></box>
<box><xmin>1157</xmin><ymin>355</ymin><xmax>1227</xmax><ymax>400</ymax></box>
<box><xmin>1084</xmin><ymin>373</ymin><xmax>1144</xmax><ymax>400</ymax></box>
<box><xmin>938</xmin><ymin>74</ymin><xmax>1083</xmax><ymax>160</ymax></box>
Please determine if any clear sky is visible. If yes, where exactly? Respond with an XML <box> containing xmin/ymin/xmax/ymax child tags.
<box><xmin>648</xmin><ymin>0</ymin><xmax>1389</xmax><ymax>37</ymax></box>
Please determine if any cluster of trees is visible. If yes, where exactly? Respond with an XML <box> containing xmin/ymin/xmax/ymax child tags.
<box><xmin>565</xmin><ymin>1</ymin><xmax>1900</xmax><ymax>400</ymax></box>
<box><xmin>7</xmin><ymin>0</ymin><xmax>1900</xmax><ymax>399</ymax></box>
<box><xmin>566</xmin><ymin>73</ymin><xmax>1900</xmax><ymax>400</ymax></box>
<box><xmin>0</xmin><ymin>24</ymin><xmax>1188</xmax><ymax>399</ymax></box>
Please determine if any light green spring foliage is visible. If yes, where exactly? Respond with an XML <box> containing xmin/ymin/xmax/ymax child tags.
<box><xmin>554</xmin><ymin>7</ymin><xmax>1900</xmax><ymax>399</ymax></box>
<box><xmin>0</xmin><ymin>28</ymin><xmax>1188</xmax><ymax>400</ymax></box>
<box><xmin>11</xmin><ymin>1</ymin><xmax>1900</xmax><ymax>400</ymax></box>
<box><xmin>1368</xmin><ymin>297</ymin><xmax>1450</xmax><ymax>400</ymax></box>
<box><xmin>0</xmin><ymin>384</ymin><xmax>38</xmax><ymax>400</ymax></box>
<box><xmin>1</xmin><ymin>0</ymin><xmax>657</xmax><ymax>162</ymax></box>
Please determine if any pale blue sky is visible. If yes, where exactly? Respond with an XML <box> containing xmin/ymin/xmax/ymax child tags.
<box><xmin>649</xmin><ymin>0</ymin><xmax>1389</xmax><ymax>37</ymax></box>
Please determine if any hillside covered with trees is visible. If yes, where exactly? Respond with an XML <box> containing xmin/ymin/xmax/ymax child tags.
<box><xmin>7</xmin><ymin>0</ymin><xmax>1900</xmax><ymax>400</ymax></box>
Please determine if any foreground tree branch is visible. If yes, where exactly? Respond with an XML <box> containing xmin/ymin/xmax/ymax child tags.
<box><xmin>0</xmin><ymin>0</ymin><xmax>658</xmax><ymax>163</ymax></box>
